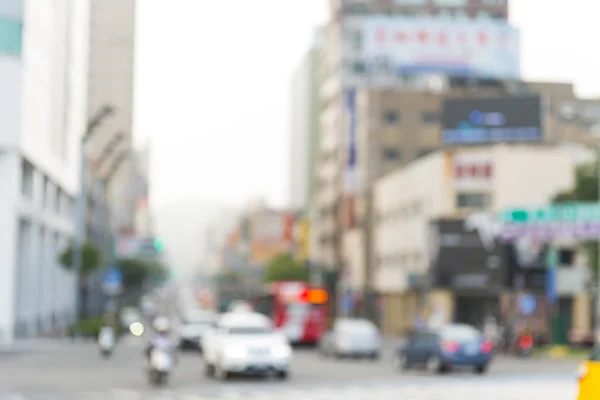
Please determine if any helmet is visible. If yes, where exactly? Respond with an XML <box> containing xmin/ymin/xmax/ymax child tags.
<box><xmin>152</xmin><ymin>316</ymin><xmax>170</xmax><ymax>333</ymax></box>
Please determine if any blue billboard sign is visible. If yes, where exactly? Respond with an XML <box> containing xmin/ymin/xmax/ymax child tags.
<box><xmin>441</xmin><ymin>96</ymin><xmax>542</xmax><ymax>145</ymax></box>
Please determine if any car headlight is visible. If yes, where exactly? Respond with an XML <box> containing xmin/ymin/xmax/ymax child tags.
<box><xmin>224</xmin><ymin>344</ymin><xmax>247</xmax><ymax>359</ymax></box>
<box><xmin>272</xmin><ymin>344</ymin><xmax>292</xmax><ymax>358</ymax></box>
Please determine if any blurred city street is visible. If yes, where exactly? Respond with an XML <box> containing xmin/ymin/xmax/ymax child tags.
<box><xmin>0</xmin><ymin>338</ymin><xmax>580</xmax><ymax>399</ymax></box>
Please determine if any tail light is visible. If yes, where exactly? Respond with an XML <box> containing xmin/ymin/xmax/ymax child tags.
<box><xmin>441</xmin><ymin>340</ymin><xmax>460</xmax><ymax>353</ymax></box>
<box><xmin>480</xmin><ymin>341</ymin><xmax>493</xmax><ymax>354</ymax></box>
<box><xmin>519</xmin><ymin>336</ymin><xmax>533</xmax><ymax>350</ymax></box>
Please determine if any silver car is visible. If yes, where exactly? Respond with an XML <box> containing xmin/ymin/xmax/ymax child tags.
<box><xmin>319</xmin><ymin>318</ymin><xmax>381</xmax><ymax>360</ymax></box>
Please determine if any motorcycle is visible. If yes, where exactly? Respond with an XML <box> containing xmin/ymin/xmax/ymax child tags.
<box><xmin>98</xmin><ymin>326</ymin><xmax>116</xmax><ymax>358</ymax></box>
<box><xmin>147</xmin><ymin>345</ymin><xmax>173</xmax><ymax>386</ymax></box>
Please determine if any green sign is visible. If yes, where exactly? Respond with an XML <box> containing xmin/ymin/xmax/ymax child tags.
<box><xmin>501</xmin><ymin>203</ymin><xmax>600</xmax><ymax>224</ymax></box>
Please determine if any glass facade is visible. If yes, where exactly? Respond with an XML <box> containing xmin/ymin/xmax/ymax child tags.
<box><xmin>0</xmin><ymin>17</ymin><xmax>22</xmax><ymax>55</ymax></box>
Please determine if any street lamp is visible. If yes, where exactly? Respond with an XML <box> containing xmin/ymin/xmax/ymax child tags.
<box><xmin>89</xmin><ymin>133</ymin><xmax>126</xmax><ymax>268</ymax></box>
<box><xmin>94</xmin><ymin>131</ymin><xmax>125</xmax><ymax>170</ymax></box>
<box><xmin>73</xmin><ymin>105</ymin><xmax>115</xmax><ymax>329</ymax></box>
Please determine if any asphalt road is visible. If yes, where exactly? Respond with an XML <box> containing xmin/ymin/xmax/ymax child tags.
<box><xmin>0</xmin><ymin>335</ymin><xmax>582</xmax><ymax>399</ymax></box>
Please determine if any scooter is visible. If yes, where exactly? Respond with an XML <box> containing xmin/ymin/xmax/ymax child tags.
<box><xmin>98</xmin><ymin>326</ymin><xmax>116</xmax><ymax>359</ymax></box>
<box><xmin>517</xmin><ymin>335</ymin><xmax>534</xmax><ymax>357</ymax></box>
<box><xmin>147</xmin><ymin>345</ymin><xmax>173</xmax><ymax>386</ymax></box>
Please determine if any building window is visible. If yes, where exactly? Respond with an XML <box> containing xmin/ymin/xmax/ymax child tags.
<box><xmin>456</xmin><ymin>193</ymin><xmax>490</xmax><ymax>209</ymax></box>
<box><xmin>54</xmin><ymin>187</ymin><xmax>61</xmax><ymax>213</ymax></box>
<box><xmin>42</xmin><ymin>176</ymin><xmax>49</xmax><ymax>208</ymax></box>
<box><xmin>352</xmin><ymin>31</ymin><xmax>362</xmax><ymax>50</ymax></box>
<box><xmin>383</xmin><ymin>147</ymin><xmax>401</xmax><ymax>161</ymax></box>
<box><xmin>351</xmin><ymin>61</ymin><xmax>365</xmax><ymax>74</ymax></box>
<box><xmin>0</xmin><ymin>17</ymin><xmax>22</xmax><ymax>56</ymax></box>
<box><xmin>20</xmin><ymin>159</ymin><xmax>34</xmax><ymax>199</ymax></box>
<box><xmin>383</xmin><ymin>110</ymin><xmax>399</xmax><ymax>124</ymax></box>
<box><xmin>421</xmin><ymin>112</ymin><xmax>440</xmax><ymax>124</ymax></box>
<box><xmin>345</xmin><ymin>4</ymin><xmax>369</xmax><ymax>15</ymax></box>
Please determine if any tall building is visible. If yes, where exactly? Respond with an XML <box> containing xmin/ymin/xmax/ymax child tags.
<box><xmin>315</xmin><ymin>0</ymin><xmax>511</xmax><ymax>272</ymax></box>
<box><xmin>0</xmin><ymin>0</ymin><xmax>91</xmax><ymax>344</ymax></box>
<box><xmin>289</xmin><ymin>28</ymin><xmax>324</xmax><ymax>212</ymax></box>
<box><xmin>315</xmin><ymin>1</ymin><xmax>600</xmax><ymax>322</ymax></box>
<box><xmin>85</xmin><ymin>0</ymin><xmax>137</xmax><ymax>232</ymax></box>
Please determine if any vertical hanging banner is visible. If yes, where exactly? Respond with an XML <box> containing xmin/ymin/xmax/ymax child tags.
<box><xmin>345</xmin><ymin>88</ymin><xmax>357</xmax><ymax>194</ymax></box>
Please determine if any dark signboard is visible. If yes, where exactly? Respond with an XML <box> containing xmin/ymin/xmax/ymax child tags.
<box><xmin>441</xmin><ymin>95</ymin><xmax>542</xmax><ymax>145</ymax></box>
<box><xmin>428</xmin><ymin>217</ymin><xmax>506</xmax><ymax>293</ymax></box>
<box><xmin>505</xmin><ymin>238</ymin><xmax>548</xmax><ymax>292</ymax></box>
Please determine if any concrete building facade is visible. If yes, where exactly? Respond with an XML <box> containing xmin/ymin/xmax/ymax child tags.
<box><xmin>289</xmin><ymin>29</ymin><xmax>324</xmax><ymax>213</ymax></box>
<box><xmin>85</xmin><ymin>0</ymin><xmax>137</xmax><ymax>232</ymax></box>
<box><xmin>373</xmin><ymin>145</ymin><xmax>593</xmax><ymax>337</ymax></box>
<box><xmin>316</xmin><ymin>0</ymin><xmax>513</xmax><ymax>272</ymax></box>
<box><xmin>317</xmin><ymin>78</ymin><xmax>599</xmax><ymax>288</ymax></box>
<box><xmin>0</xmin><ymin>0</ymin><xmax>92</xmax><ymax>344</ymax></box>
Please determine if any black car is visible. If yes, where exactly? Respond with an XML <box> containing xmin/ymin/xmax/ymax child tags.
<box><xmin>394</xmin><ymin>324</ymin><xmax>494</xmax><ymax>374</ymax></box>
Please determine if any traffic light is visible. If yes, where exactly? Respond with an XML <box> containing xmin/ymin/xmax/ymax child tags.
<box><xmin>153</xmin><ymin>237</ymin><xmax>165</xmax><ymax>252</ymax></box>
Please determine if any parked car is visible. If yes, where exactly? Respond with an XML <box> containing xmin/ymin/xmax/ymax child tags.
<box><xmin>319</xmin><ymin>318</ymin><xmax>381</xmax><ymax>360</ymax></box>
<box><xmin>175</xmin><ymin>309</ymin><xmax>215</xmax><ymax>350</ymax></box>
<box><xmin>202</xmin><ymin>311</ymin><xmax>292</xmax><ymax>380</ymax></box>
<box><xmin>394</xmin><ymin>324</ymin><xmax>494</xmax><ymax>374</ymax></box>
<box><xmin>577</xmin><ymin>345</ymin><xmax>600</xmax><ymax>400</ymax></box>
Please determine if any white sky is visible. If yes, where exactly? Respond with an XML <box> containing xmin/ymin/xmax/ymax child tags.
<box><xmin>134</xmin><ymin>0</ymin><xmax>600</xmax><ymax>210</ymax></box>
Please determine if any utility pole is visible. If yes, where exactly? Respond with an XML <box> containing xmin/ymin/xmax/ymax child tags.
<box><xmin>73</xmin><ymin>105</ymin><xmax>114</xmax><ymax>330</ymax></box>
<box><xmin>361</xmin><ymin>97</ymin><xmax>379</xmax><ymax>321</ymax></box>
<box><xmin>596</xmin><ymin>140</ymin><xmax>600</xmax><ymax>343</ymax></box>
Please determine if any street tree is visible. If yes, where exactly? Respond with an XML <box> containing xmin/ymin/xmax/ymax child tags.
<box><xmin>59</xmin><ymin>241</ymin><xmax>103</xmax><ymax>318</ymax></box>
<box><xmin>264</xmin><ymin>253</ymin><xmax>309</xmax><ymax>283</ymax></box>
<box><xmin>117</xmin><ymin>258</ymin><xmax>167</xmax><ymax>290</ymax></box>
<box><xmin>553</xmin><ymin>161</ymin><xmax>599</xmax><ymax>273</ymax></box>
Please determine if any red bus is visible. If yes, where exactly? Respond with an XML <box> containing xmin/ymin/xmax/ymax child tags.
<box><xmin>253</xmin><ymin>281</ymin><xmax>329</xmax><ymax>345</ymax></box>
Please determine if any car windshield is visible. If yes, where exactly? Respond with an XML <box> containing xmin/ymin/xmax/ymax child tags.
<box><xmin>226</xmin><ymin>326</ymin><xmax>271</xmax><ymax>335</ymax></box>
<box><xmin>183</xmin><ymin>311</ymin><xmax>214</xmax><ymax>325</ymax></box>
<box><xmin>339</xmin><ymin>320</ymin><xmax>377</xmax><ymax>335</ymax></box>
<box><xmin>440</xmin><ymin>325</ymin><xmax>481</xmax><ymax>341</ymax></box>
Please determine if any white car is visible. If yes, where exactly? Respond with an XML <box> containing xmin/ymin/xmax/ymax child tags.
<box><xmin>319</xmin><ymin>318</ymin><xmax>381</xmax><ymax>359</ymax></box>
<box><xmin>175</xmin><ymin>309</ymin><xmax>216</xmax><ymax>350</ymax></box>
<box><xmin>202</xmin><ymin>311</ymin><xmax>292</xmax><ymax>380</ymax></box>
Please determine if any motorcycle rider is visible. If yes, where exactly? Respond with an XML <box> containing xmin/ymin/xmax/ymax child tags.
<box><xmin>145</xmin><ymin>316</ymin><xmax>177</xmax><ymax>364</ymax></box>
<box><xmin>98</xmin><ymin>324</ymin><xmax>116</xmax><ymax>354</ymax></box>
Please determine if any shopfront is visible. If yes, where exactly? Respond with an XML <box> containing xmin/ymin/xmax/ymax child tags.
<box><xmin>428</xmin><ymin>217</ymin><xmax>507</xmax><ymax>329</ymax></box>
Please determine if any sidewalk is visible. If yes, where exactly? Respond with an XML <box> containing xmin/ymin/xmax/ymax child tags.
<box><xmin>0</xmin><ymin>338</ymin><xmax>91</xmax><ymax>355</ymax></box>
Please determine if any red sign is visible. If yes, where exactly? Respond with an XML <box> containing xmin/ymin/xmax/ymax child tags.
<box><xmin>455</xmin><ymin>162</ymin><xmax>493</xmax><ymax>179</ymax></box>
